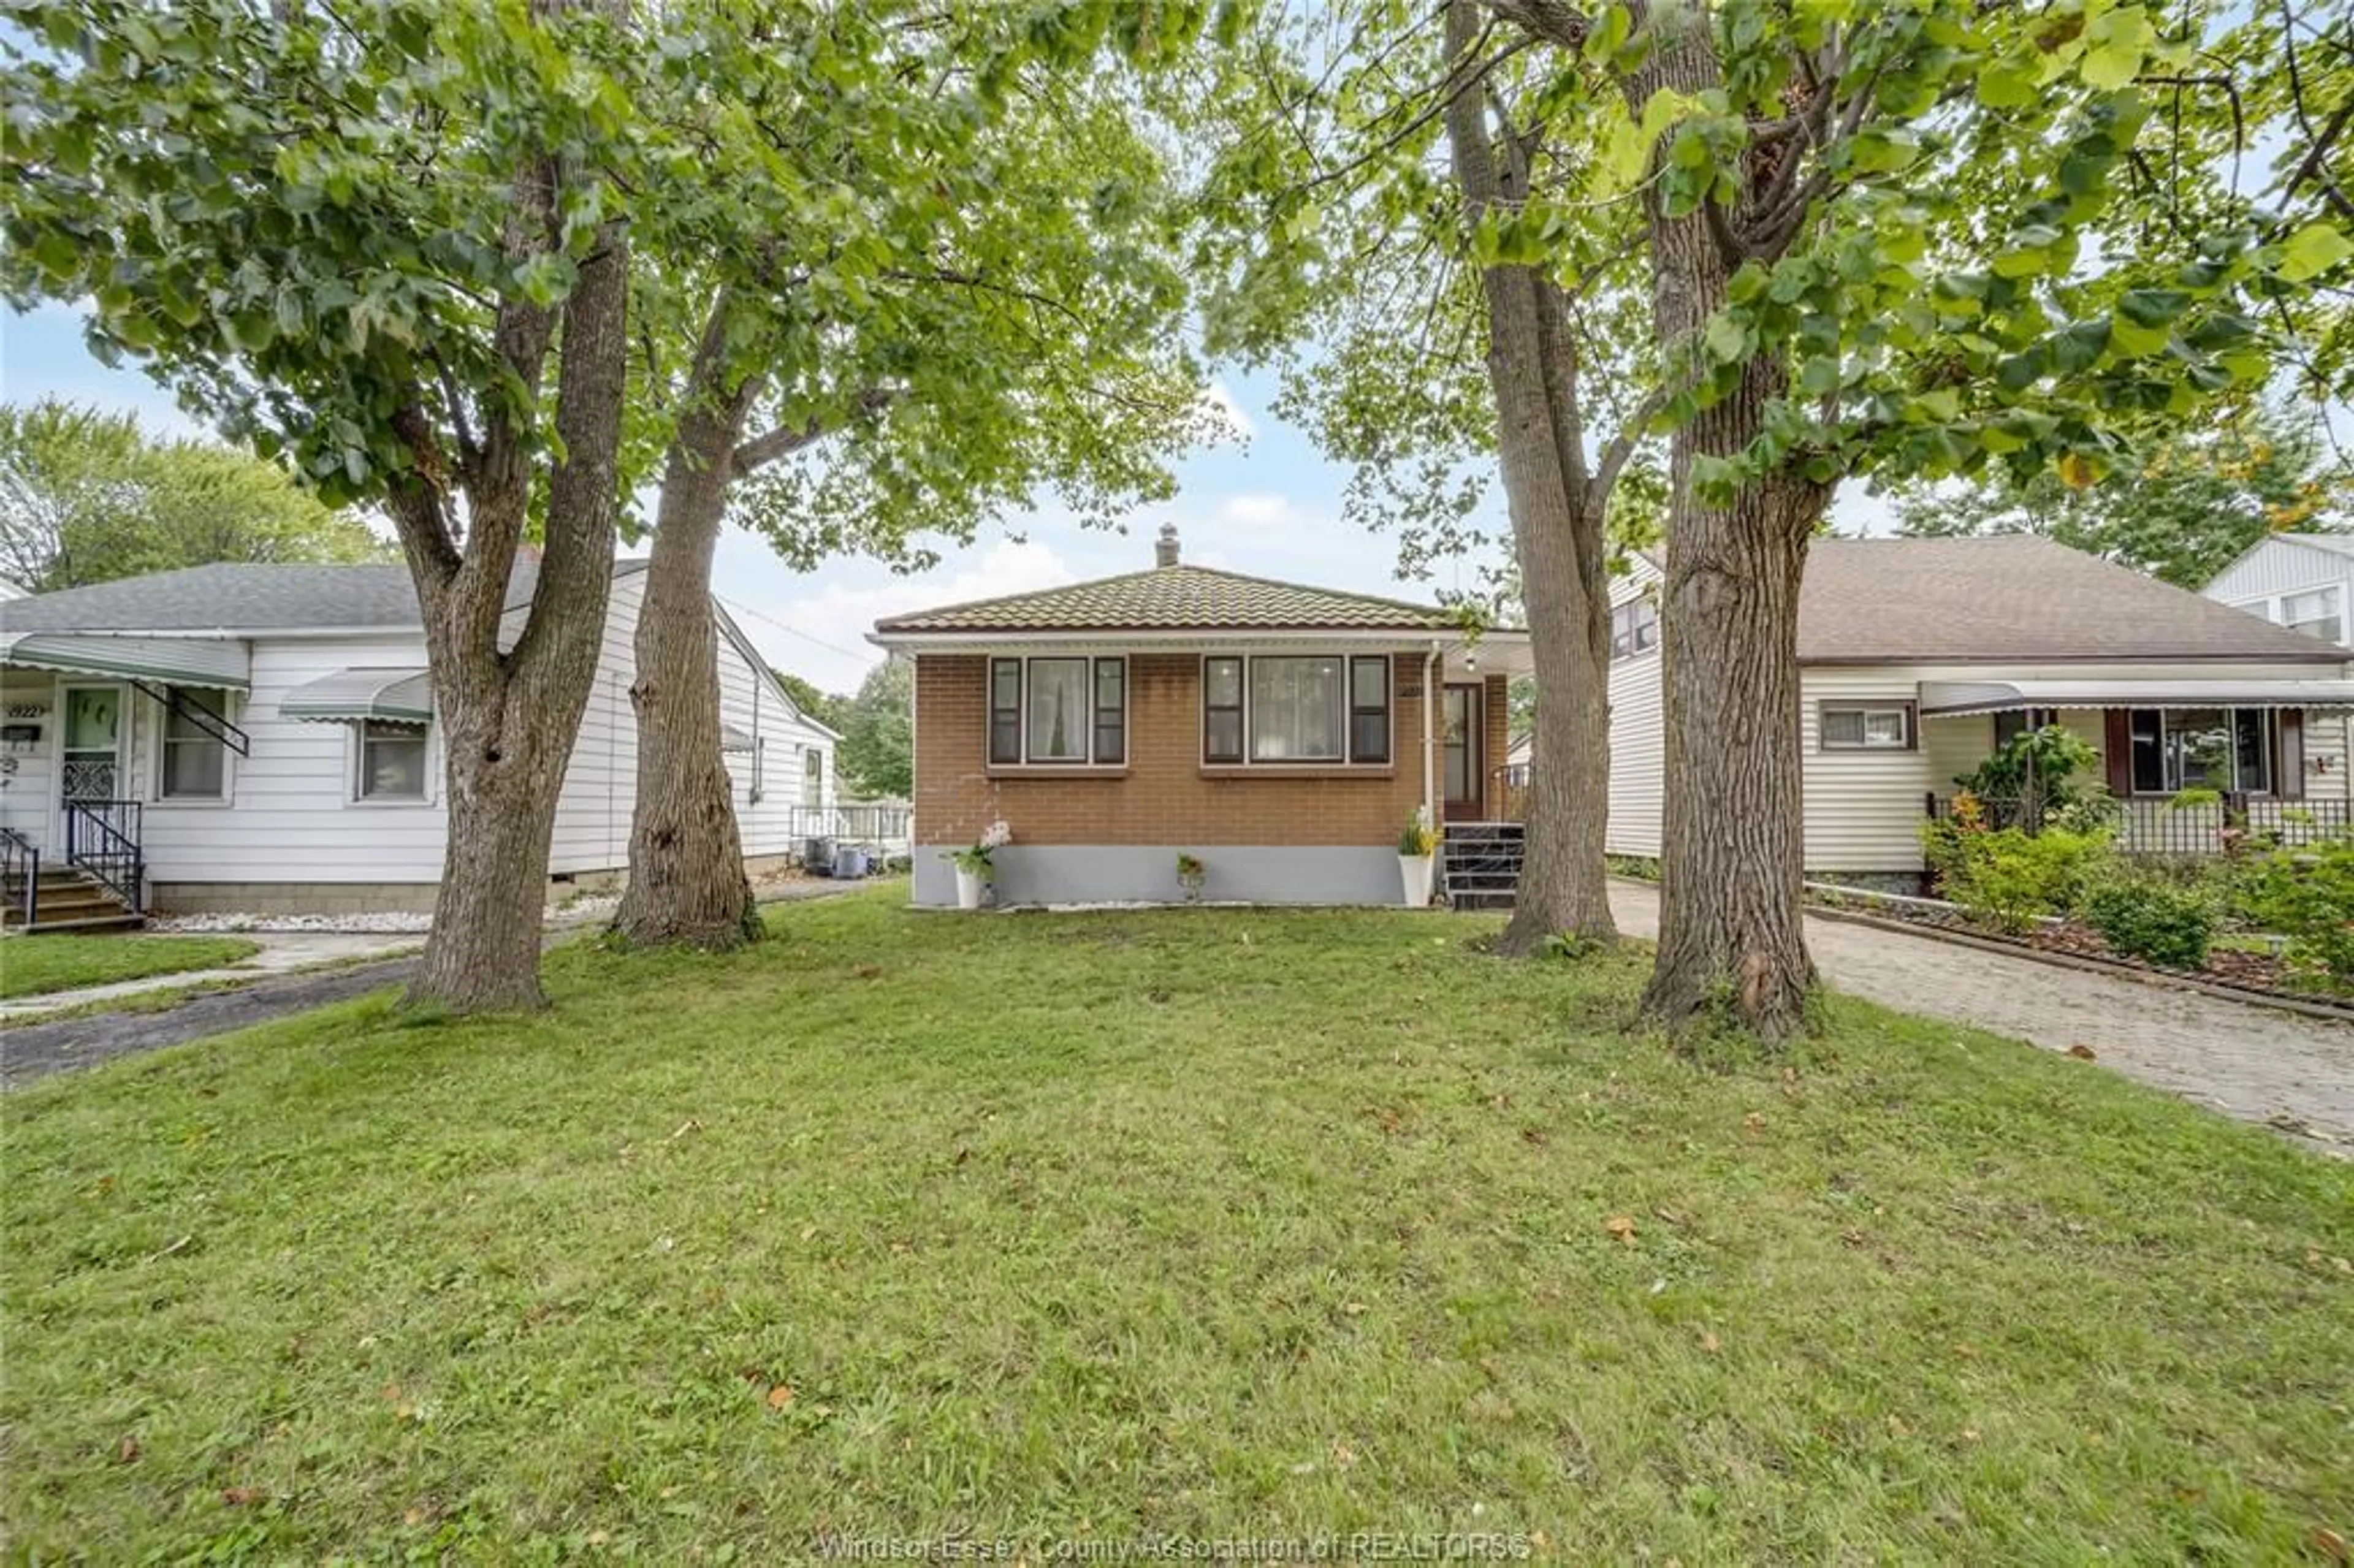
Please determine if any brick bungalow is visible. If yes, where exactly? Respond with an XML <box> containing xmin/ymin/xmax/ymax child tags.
<box><xmin>870</xmin><ymin>527</ymin><xmax>1529</xmax><ymax>906</ymax></box>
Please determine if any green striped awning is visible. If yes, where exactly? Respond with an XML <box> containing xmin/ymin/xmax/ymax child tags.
<box><xmin>0</xmin><ymin>631</ymin><xmax>250</xmax><ymax>688</ymax></box>
<box><xmin>280</xmin><ymin>667</ymin><xmax>433</xmax><ymax>723</ymax></box>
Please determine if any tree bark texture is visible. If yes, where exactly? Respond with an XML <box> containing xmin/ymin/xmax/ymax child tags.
<box><xmin>390</xmin><ymin>170</ymin><xmax>630</xmax><ymax>1014</ymax></box>
<box><xmin>1442</xmin><ymin>0</ymin><xmax>1617</xmax><ymax>954</ymax></box>
<box><xmin>613</xmin><ymin>295</ymin><xmax>760</xmax><ymax>950</ymax></box>
<box><xmin>1625</xmin><ymin>7</ymin><xmax>1826</xmax><ymax>1037</ymax></box>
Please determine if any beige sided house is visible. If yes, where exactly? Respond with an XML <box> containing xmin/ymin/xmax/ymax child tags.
<box><xmin>871</xmin><ymin>527</ymin><xmax>1530</xmax><ymax>907</ymax></box>
<box><xmin>1605</xmin><ymin>536</ymin><xmax>2354</xmax><ymax>887</ymax></box>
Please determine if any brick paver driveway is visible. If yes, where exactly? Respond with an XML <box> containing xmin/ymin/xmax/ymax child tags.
<box><xmin>1609</xmin><ymin>880</ymin><xmax>2354</xmax><ymax>1157</ymax></box>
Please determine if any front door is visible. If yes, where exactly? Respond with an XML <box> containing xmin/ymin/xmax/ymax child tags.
<box><xmin>1442</xmin><ymin>683</ymin><xmax>1484</xmax><ymax>823</ymax></box>
<box><xmin>59</xmin><ymin>683</ymin><xmax>124</xmax><ymax>839</ymax></box>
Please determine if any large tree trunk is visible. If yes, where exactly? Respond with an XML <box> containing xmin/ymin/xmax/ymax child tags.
<box><xmin>394</xmin><ymin>180</ymin><xmax>631</xmax><ymax>1013</ymax></box>
<box><xmin>613</xmin><ymin>299</ymin><xmax>760</xmax><ymax>948</ymax></box>
<box><xmin>1627</xmin><ymin>9</ymin><xmax>1827</xmax><ymax>1037</ymax></box>
<box><xmin>1443</xmin><ymin>0</ymin><xmax>1617</xmax><ymax>954</ymax></box>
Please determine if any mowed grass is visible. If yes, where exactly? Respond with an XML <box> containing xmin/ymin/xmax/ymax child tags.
<box><xmin>4</xmin><ymin>889</ymin><xmax>2350</xmax><ymax>1561</ymax></box>
<box><xmin>0</xmin><ymin>933</ymin><xmax>260</xmax><ymax>1000</ymax></box>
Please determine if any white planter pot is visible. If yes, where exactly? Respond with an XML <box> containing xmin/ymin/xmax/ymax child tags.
<box><xmin>954</xmin><ymin>866</ymin><xmax>987</xmax><ymax>910</ymax></box>
<box><xmin>1399</xmin><ymin>853</ymin><xmax>1434</xmax><ymax>908</ymax></box>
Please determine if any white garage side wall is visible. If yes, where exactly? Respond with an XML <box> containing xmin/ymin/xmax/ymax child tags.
<box><xmin>1604</xmin><ymin>558</ymin><xmax>1666</xmax><ymax>860</ymax></box>
<box><xmin>137</xmin><ymin>633</ymin><xmax>451</xmax><ymax>885</ymax></box>
<box><xmin>2205</xmin><ymin>536</ymin><xmax>2353</xmax><ymax>608</ymax></box>
<box><xmin>548</xmin><ymin>568</ymin><xmax>645</xmax><ymax>875</ymax></box>
<box><xmin>715</xmin><ymin>622</ymin><xmax>830</xmax><ymax>860</ymax></box>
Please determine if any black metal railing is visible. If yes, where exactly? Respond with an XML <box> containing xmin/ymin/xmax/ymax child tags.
<box><xmin>63</xmin><ymin>799</ymin><xmax>142</xmax><ymax>913</ymax></box>
<box><xmin>1</xmin><ymin>826</ymin><xmax>37</xmax><ymax>927</ymax></box>
<box><xmin>129</xmin><ymin>679</ymin><xmax>251</xmax><ymax>756</ymax></box>
<box><xmin>1927</xmin><ymin>793</ymin><xmax>2351</xmax><ymax>856</ymax></box>
<box><xmin>785</xmin><ymin>803</ymin><xmax>912</xmax><ymax>850</ymax></box>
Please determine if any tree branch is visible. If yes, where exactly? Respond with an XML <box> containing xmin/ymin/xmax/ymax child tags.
<box><xmin>730</xmin><ymin>388</ymin><xmax>895</xmax><ymax>476</ymax></box>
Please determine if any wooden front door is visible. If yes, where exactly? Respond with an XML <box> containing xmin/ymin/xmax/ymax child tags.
<box><xmin>1442</xmin><ymin>683</ymin><xmax>1484</xmax><ymax>823</ymax></box>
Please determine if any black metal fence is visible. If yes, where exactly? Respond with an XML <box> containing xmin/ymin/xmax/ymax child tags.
<box><xmin>1</xmin><ymin>826</ymin><xmax>37</xmax><ymax>927</ymax></box>
<box><xmin>1927</xmin><ymin>793</ymin><xmax>2350</xmax><ymax>856</ymax></box>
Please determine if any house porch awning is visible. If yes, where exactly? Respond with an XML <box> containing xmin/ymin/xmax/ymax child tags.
<box><xmin>280</xmin><ymin>667</ymin><xmax>432</xmax><ymax>723</ymax></box>
<box><xmin>0</xmin><ymin>631</ymin><xmax>250</xmax><ymax>689</ymax></box>
<box><xmin>1919</xmin><ymin>677</ymin><xmax>2354</xmax><ymax>717</ymax></box>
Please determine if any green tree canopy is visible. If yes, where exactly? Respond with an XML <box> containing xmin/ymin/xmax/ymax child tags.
<box><xmin>1891</xmin><ymin>400</ymin><xmax>2352</xmax><ymax>587</ymax></box>
<box><xmin>770</xmin><ymin>671</ymin><xmax>847</xmax><ymax>734</ymax></box>
<box><xmin>834</xmin><ymin>658</ymin><xmax>913</xmax><ymax>801</ymax></box>
<box><xmin>0</xmin><ymin>398</ymin><xmax>387</xmax><ymax>592</ymax></box>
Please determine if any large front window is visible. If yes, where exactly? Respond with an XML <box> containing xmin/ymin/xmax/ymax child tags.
<box><xmin>988</xmin><ymin>657</ymin><xmax>1126</xmax><ymax>766</ymax></box>
<box><xmin>1203</xmin><ymin>655</ymin><xmax>1392</xmax><ymax>766</ymax></box>
<box><xmin>2127</xmin><ymin>708</ymin><xmax>2274</xmax><ymax>794</ymax></box>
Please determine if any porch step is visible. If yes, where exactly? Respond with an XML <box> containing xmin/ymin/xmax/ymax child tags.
<box><xmin>1441</xmin><ymin>821</ymin><xmax>1524</xmax><ymax>911</ymax></box>
<box><xmin>1</xmin><ymin>866</ymin><xmax>142</xmax><ymax>932</ymax></box>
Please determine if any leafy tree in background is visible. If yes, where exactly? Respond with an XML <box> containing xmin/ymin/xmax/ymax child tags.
<box><xmin>1891</xmin><ymin>401</ymin><xmax>2351</xmax><ymax>587</ymax></box>
<box><xmin>834</xmin><ymin>658</ymin><xmax>914</xmax><ymax>801</ymax></box>
<box><xmin>0</xmin><ymin>399</ymin><xmax>387</xmax><ymax>592</ymax></box>
<box><xmin>770</xmin><ymin>671</ymin><xmax>847</xmax><ymax>734</ymax></box>
<box><xmin>7</xmin><ymin>1</ymin><xmax>641</xmax><ymax>1013</ymax></box>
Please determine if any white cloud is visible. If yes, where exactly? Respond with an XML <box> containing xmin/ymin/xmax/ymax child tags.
<box><xmin>1199</xmin><ymin>379</ymin><xmax>1255</xmax><ymax>443</ymax></box>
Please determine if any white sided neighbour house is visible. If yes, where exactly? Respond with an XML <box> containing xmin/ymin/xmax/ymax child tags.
<box><xmin>1605</xmin><ymin>536</ymin><xmax>2354</xmax><ymax>890</ymax></box>
<box><xmin>0</xmin><ymin>558</ymin><xmax>836</xmax><ymax>927</ymax></box>
<box><xmin>2205</xmin><ymin>531</ymin><xmax>2354</xmax><ymax>788</ymax></box>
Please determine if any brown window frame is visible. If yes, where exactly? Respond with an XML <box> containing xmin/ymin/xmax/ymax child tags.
<box><xmin>1203</xmin><ymin>655</ymin><xmax>1244</xmax><ymax>764</ymax></box>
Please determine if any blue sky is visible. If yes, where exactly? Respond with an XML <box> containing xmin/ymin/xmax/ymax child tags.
<box><xmin>2</xmin><ymin>301</ymin><xmax>1893</xmax><ymax>691</ymax></box>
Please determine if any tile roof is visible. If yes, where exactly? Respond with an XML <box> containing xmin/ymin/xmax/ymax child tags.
<box><xmin>1798</xmin><ymin>536</ymin><xmax>2345</xmax><ymax>664</ymax></box>
<box><xmin>873</xmin><ymin>564</ymin><xmax>1467</xmax><ymax>634</ymax></box>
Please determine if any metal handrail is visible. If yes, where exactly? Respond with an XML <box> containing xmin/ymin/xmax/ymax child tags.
<box><xmin>0</xmin><ymin>826</ymin><xmax>36</xmax><ymax>927</ymax></box>
<box><xmin>63</xmin><ymin>798</ymin><xmax>143</xmax><ymax>914</ymax></box>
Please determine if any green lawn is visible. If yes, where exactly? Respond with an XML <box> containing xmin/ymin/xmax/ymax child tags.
<box><xmin>4</xmin><ymin>890</ymin><xmax>2348</xmax><ymax>1560</ymax></box>
<box><xmin>0</xmin><ymin>932</ymin><xmax>261</xmax><ymax>1000</ymax></box>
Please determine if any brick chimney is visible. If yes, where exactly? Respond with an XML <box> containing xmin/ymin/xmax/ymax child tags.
<box><xmin>1155</xmin><ymin>522</ymin><xmax>1180</xmax><ymax>568</ymax></box>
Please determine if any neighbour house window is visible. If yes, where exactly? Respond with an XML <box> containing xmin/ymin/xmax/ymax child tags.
<box><xmin>1202</xmin><ymin>654</ymin><xmax>1393</xmax><ymax>766</ymax></box>
<box><xmin>158</xmin><ymin>687</ymin><xmax>229</xmax><ymax>800</ymax></box>
<box><xmin>357</xmin><ymin>720</ymin><xmax>429</xmax><ymax>801</ymax></box>
<box><xmin>2126</xmin><ymin>708</ymin><xmax>2276</xmax><ymax>795</ymax></box>
<box><xmin>1819</xmin><ymin>702</ymin><xmax>1914</xmax><ymax>750</ymax></box>
<box><xmin>988</xmin><ymin>656</ymin><xmax>1127</xmax><ymax>767</ymax></box>
<box><xmin>1992</xmin><ymin>707</ymin><xmax>2061</xmax><ymax>751</ymax></box>
<box><xmin>2282</xmin><ymin>586</ymin><xmax>2344</xmax><ymax>644</ymax></box>
<box><xmin>804</xmin><ymin>745</ymin><xmax>823</xmax><ymax>804</ymax></box>
<box><xmin>1610</xmin><ymin>599</ymin><xmax>1659</xmax><ymax>662</ymax></box>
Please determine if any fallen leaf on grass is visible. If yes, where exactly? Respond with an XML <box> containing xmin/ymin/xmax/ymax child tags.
<box><xmin>767</xmin><ymin>1384</ymin><xmax>794</xmax><ymax>1411</ymax></box>
<box><xmin>2312</xmin><ymin>1526</ymin><xmax>2348</xmax><ymax>1562</ymax></box>
<box><xmin>1699</xmin><ymin>1331</ymin><xmax>1720</xmax><ymax>1354</ymax></box>
<box><xmin>221</xmin><ymin>1486</ymin><xmax>263</xmax><ymax>1507</ymax></box>
<box><xmin>2066</xmin><ymin>1044</ymin><xmax>2097</xmax><ymax>1061</ymax></box>
<box><xmin>116</xmin><ymin>1436</ymin><xmax>139</xmax><ymax>1464</ymax></box>
<box><xmin>1743</xmin><ymin>1111</ymin><xmax>1767</xmax><ymax>1136</ymax></box>
<box><xmin>1604</xmin><ymin>1215</ymin><xmax>1637</xmax><ymax>1243</ymax></box>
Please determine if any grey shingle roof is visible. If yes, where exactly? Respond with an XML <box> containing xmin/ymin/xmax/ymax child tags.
<box><xmin>1799</xmin><ymin>537</ymin><xmax>2345</xmax><ymax>664</ymax></box>
<box><xmin>0</xmin><ymin>558</ymin><xmax>658</xmax><ymax>634</ymax></box>
<box><xmin>874</xmin><ymin>564</ymin><xmax>1465</xmax><ymax>634</ymax></box>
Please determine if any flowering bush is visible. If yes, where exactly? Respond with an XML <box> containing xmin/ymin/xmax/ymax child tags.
<box><xmin>1398</xmin><ymin>810</ymin><xmax>1441</xmax><ymax>858</ymax></box>
<box><xmin>947</xmin><ymin>820</ymin><xmax>1012</xmax><ymax>876</ymax></box>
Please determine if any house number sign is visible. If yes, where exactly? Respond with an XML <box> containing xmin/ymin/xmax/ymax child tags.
<box><xmin>4</xmin><ymin>703</ymin><xmax>46</xmax><ymax>720</ymax></box>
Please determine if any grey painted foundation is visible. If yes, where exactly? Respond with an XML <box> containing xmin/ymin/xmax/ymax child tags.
<box><xmin>910</xmin><ymin>845</ymin><xmax>1410</xmax><ymax>908</ymax></box>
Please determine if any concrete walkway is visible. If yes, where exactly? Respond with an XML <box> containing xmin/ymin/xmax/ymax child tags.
<box><xmin>0</xmin><ymin>932</ymin><xmax>422</xmax><ymax>1024</ymax></box>
<box><xmin>1610</xmin><ymin>879</ymin><xmax>2354</xmax><ymax>1155</ymax></box>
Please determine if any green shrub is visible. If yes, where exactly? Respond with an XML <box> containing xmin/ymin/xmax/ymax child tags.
<box><xmin>1920</xmin><ymin>822</ymin><xmax>2112</xmax><ymax>934</ymax></box>
<box><xmin>2082</xmin><ymin>878</ymin><xmax>2215</xmax><ymax>970</ymax></box>
<box><xmin>2234</xmin><ymin>837</ymin><xmax>2354</xmax><ymax>994</ymax></box>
